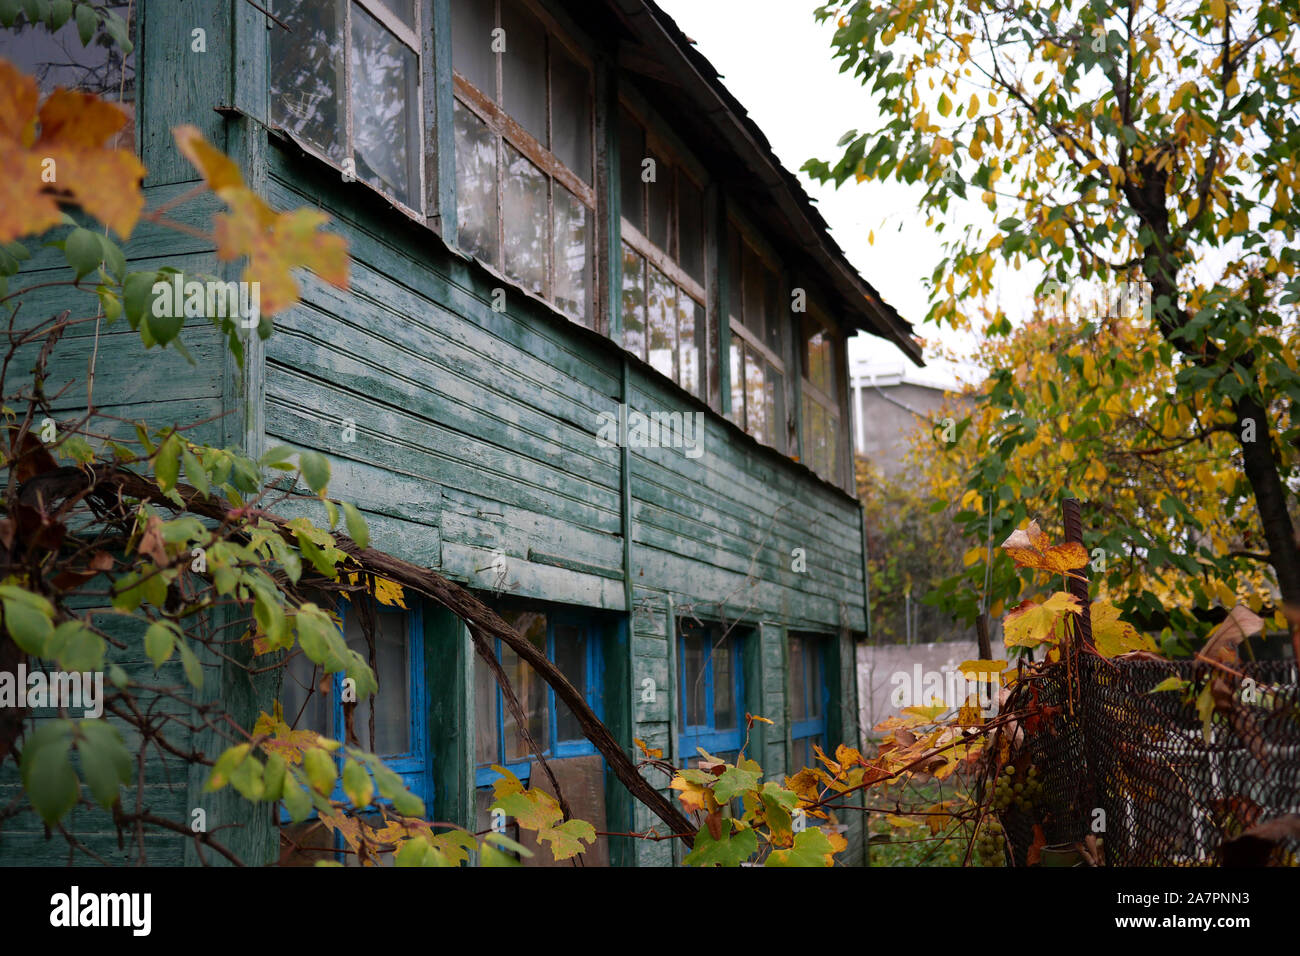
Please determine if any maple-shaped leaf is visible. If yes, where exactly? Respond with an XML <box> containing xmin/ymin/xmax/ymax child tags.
<box><xmin>1000</xmin><ymin>519</ymin><xmax>1088</xmax><ymax>576</ymax></box>
<box><xmin>1090</xmin><ymin>600</ymin><xmax>1158</xmax><ymax>658</ymax></box>
<box><xmin>492</xmin><ymin>787</ymin><xmax>563</xmax><ymax>833</ymax></box>
<box><xmin>670</xmin><ymin>773</ymin><xmax>715</xmax><ymax>814</ymax></box>
<box><xmin>174</xmin><ymin>124</ymin><xmax>348</xmax><ymax>316</ymax></box>
<box><xmin>252</xmin><ymin>706</ymin><xmax>321</xmax><ymax>764</ymax></box>
<box><xmin>1003</xmin><ymin>591</ymin><xmax>1081</xmax><ymax>649</ymax></box>
<box><xmin>537</xmin><ymin>818</ymin><xmax>596</xmax><ymax>861</ymax></box>
<box><xmin>682</xmin><ymin>819</ymin><xmax>758</xmax><ymax>867</ymax></box>
<box><xmin>712</xmin><ymin>765</ymin><xmax>761</xmax><ymax>803</ymax></box>
<box><xmin>764</xmin><ymin>826</ymin><xmax>842</xmax><ymax>867</ymax></box>
<box><xmin>784</xmin><ymin>767</ymin><xmax>824</xmax><ymax>802</ymax></box>
<box><xmin>0</xmin><ymin>60</ymin><xmax>144</xmax><ymax>241</ymax></box>
<box><xmin>428</xmin><ymin>829</ymin><xmax>477</xmax><ymax>867</ymax></box>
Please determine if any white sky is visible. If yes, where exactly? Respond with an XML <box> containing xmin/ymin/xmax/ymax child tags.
<box><xmin>655</xmin><ymin>0</ymin><xmax>983</xmax><ymax>370</ymax></box>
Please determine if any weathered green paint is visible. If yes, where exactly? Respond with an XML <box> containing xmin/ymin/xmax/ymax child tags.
<box><xmin>0</xmin><ymin>0</ymin><xmax>885</xmax><ymax>867</ymax></box>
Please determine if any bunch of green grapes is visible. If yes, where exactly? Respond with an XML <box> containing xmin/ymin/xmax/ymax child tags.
<box><xmin>991</xmin><ymin>763</ymin><xmax>1043</xmax><ymax>814</ymax></box>
<box><xmin>974</xmin><ymin>817</ymin><xmax>1005</xmax><ymax>866</ymax></box>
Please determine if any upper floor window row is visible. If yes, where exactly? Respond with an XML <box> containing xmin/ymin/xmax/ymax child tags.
<box><xmin>267</xmin><ymin>1</ymin><xmax>850</xmax><ymax>487</ymax></box>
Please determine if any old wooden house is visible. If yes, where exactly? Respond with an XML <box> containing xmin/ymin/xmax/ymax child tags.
<box><xmin>0</xmin><ymin>0</ymin><xmax>920</xmax><ymax>867</ymax></box>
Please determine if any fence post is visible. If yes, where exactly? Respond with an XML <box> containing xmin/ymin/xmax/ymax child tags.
<box><xmin>1061</xmin><ymin>498</ymin><xmax>1093</xmax><ymax>647</ymax></box>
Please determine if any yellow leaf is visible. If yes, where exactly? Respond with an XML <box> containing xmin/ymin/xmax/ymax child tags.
<box><xmin>1003</xmin><ymin>592</ymin><xmax>1081</xmax><ymax>649</ymax></box>
<box><xmin>1000</xmin><ymin>519</ymin><xmax>1088</xmax><ymax>575</ymax></box>
<box><xmin>1090</xmin><ymin>601</ymin><xmax>1158</xmax><ymax>658</ymax></box>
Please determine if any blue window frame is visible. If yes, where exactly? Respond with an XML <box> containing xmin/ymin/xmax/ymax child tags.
<box><xmin>473</xmin><ymin>608</ymin><xmax>604</xmax><ymax>789</ymax></box>
<box><xmin>279</xmin><ymin>601</ymin><xmax>430</xmax><ymax>819</ymax></box>
<box><xmin>677</xmin><ymin>622</ymin><xmax>745</xmax><ymax>763</ymax></box>
<box><xmin>788</xmin><ymin>633</ymin><xmax>828</xmax><ymax>771</ymax></box>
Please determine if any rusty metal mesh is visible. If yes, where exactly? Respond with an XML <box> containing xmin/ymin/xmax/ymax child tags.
<box><xmin>993</xmin><ymin>656</ymin><xmax>1300</xmax><ymax>866</ymax></box>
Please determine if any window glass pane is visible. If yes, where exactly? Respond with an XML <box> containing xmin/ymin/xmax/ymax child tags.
<box><xmin>789</xmin><ymin>636</ymin><xmax>806</xmax><ymax>721</ymax></box>
<box><xmin>764</xmin><ymin>268</ymin><xmax>783</xmax><ymax>355</ymax></box>
<box><xmin>282</xmin><ymin>651</ymin><xmax>331</xmax><ymax>736</ymax></box>
<box><xmin>679</xmin><ymin>295</ymin><xmax>702</xmax><ymax>398</ymax></box>
<box><xmin>553</xmin><ymin>184</ymin><xmax>591</xmax><ymax>324</ymax></box>
<box><xmin>271</xmin><ymin>0</ymin><xmax>344</xmax><ymax>161</ymax></box>
<box><xmin>501</xmin><ymin>611</ymin><xmax>549</xmax><ymax>761</ymax></box>
<box><xmin>677</xmin><ymin>173</ymin><xmax>704</xmax><ymax>284</ymax></box>
<box><xmin>742</xmin><ymin>244</ymin><xmax>766</xmax><ymax>344</ymax></box>
<box><xmin>806</xmin><ymin>398</ymin><xmax>828</xmax><ymax>477</ymax></box>
<box><xmin>804</xmin><ymin>317</ymin><xmax>834</xmax><ymax>394</ymax></box>
<box><xmin>351</xmin><ymin>7</ymin><xmax>419</xmax><ymax>208</ymax></box>
<box><xmin>767</xmin><ymin>366</ymin><xmax>784</xmax><ymax>453</ymax></box>
<box><xmin>550</xmin><ymin>41</ymin><xmax>592</xmax><ymax>182</ymax></box>
<box><xmin>619</xmin><ymin>107</ymin><xmax>645</xmax><ymax>233</ymax></box>
<box><xmin>647</xmin><ymin>265</ymin><xmax>676</xmax><ymax>382</ymax></box>
<box><xmin>380</xmin><ymin>0</ymin><xmax>416</xmax><ymax>29</ymax></box>
<box><xmin>646</xmin><ymin>148</ymin><xmax>672</xmax><ymax>252</ymax></box>
<box><xmin>621</xmin><ymin>244</ymin><xmax>646</xmax><ymax>359</ymax></box>
<box><xmin>474</xmin><ymin>649</ymin><xmax>498</xmax><ymax>765</ymax></box>
<box><xmin>553</xmin><ymin>624</ymin><xmax>588</xmax><ymax>742</ymax></box>
<box><xmin>501</xmin><ymin>0</ymin><xmax>548</xmax><ymax>145</ymax></box>
<box><xmin>450</xmin><ymin>0</ymin><xmax>497</xmax><ymax>95</ymax></box>
<box><xmin>728</xmin><ymin>340</ymin><xmax>744</xmax><ymax>427</ymax></box>
<box><xmin>682</xmin><ymin>633</ymin><xmax>706</xmax><ymax>727</ymax></box>
<box><xmin>345</xmin><ymin>612</ymin><xmax>409</xmax><ymax>755</ymax></box>
<box><xmin>745</xmin><ymin>349</ymin><xmax>766</xmax><ymax>442</ymax></box>
<box><xmin>825</xmin><ymin>410</ymin><xmax>839</xmax><ymax>479</ymax></box>
<box><xmin>454</xmin><ymin>101</ymin><xmax>499</xmax><ymax>263</ymax></box>
<box><xmin>712</xmin><ymin>639</ymin><xmax>734</xmax><ymax>731</ymax></box>
<box><xmin>502</xmin><ymin>145</ymin><xmax>548</xmax><ymax>295</ymax></box>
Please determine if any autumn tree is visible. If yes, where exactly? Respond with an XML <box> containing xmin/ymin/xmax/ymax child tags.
<box><xmin>808</xmin><ymin>1</ymin><xmax>1300</xmax><ymax>637</ymax></box>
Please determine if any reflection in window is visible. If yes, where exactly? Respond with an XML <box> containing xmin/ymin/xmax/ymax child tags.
<box><xmin>800</xmin><ymin>312</ymin><xmax>842</xmax><ymax>482</ymax></box>
<box><xmin>474</xmin><ymin>610</ymin><xmax>603</xmax><ymax>794</ymax></box>
<box><xmin>727</xmin><ymin>219</ymin><xmax>787</xmax><ymax>452</ymax></box>
<box><xmin>789</xmin><ymin>633</ymin><xmax>828</xmax><ymax>771</ymax></box>
<box><xmin>619</xmin><ymin>103</ymin><xmax>707</xmax><ymax>395</ymax></box>
<box><xmin>451</xmin><ymin>0</ymin><xmax>595</xmax><ymax>325</ymax></box>
<box><xmin>271</xmin><ymin>0</ymin><xmax>423</xmax><ymax>211</ymax></box>
<box><xmin>677</xmin><ymin>621</ymin><xmax>744</xmax><ymax>761</ymax></box>
<box><xmin>0</xmin><ymin>4</ymin><xmax>136</xmax><ymax>152</ymax></box>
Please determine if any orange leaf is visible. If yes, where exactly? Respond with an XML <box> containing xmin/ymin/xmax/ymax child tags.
<box><xmin>0</xmin><ymin>60</ymin><xmax>144</xmax><ymax>241</ymax></box>
<box><xmin>1000</xmin><ymin>519</ymin><xmax>1088</xmax><ymax>576</ymax></box>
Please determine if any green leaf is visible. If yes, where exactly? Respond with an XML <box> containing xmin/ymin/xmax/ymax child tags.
<box><xmin>262</xmin><ymin>752</ymin><xmax>287</xmax><ymax>802</ymax></box>
<box><xmin>205</xmin><ymin>743</ymin><xmax>250</xmax><ymax>792</ymax></box>
<box><xmin>228</xmin><ymin>753</ymin><xmax>265</xmax><ymax>800</ymax></box>
<box><xmin>302</xmin><ymin>747</ymin><xmax>337</xmax><ymax>795</ymax></box>
<box><xmin>76</xmin><ymin>720</ymin><xmax>131</xmax><ymax>808</ymax></box>
<box><xmin>341</xmin><ymin>501</ymin><xmax>369</xmax><ymax>550</ymax></box>
<box><xmin>0</xmin><ymin>0</ymin><xmax>20</xmax><ymax>29</ymax></box>
<box><xmin>392</xmin><ymin>788</ymin><xmax>425</xmax><ymax>818</ymax></box>
<box><xmin>48</xmin><ymin>0</ymin><xmax>70</xmax><ymax>29</ymax></box>
<box><xmin>57</xmin><ymin>621</ymin><xmax>104</xmax><ymax>672</ymax></box>
<box><xmin>1</xmin><ymin>595</ymin><xmax>53</xmax><ymax>656</ymax></box>
<box><xmin>765</xmin><ymin>826</ymin><xmax>837</xmax><ymax>867</ymax></box>
<box><xmin>341</xmin><ymin>758</ymin><xmax>374</xmax><ymax>808</ymax></box>
<box><xmin>122</xmin><ymin>271</ymin><xmax>158</xmax><ymax>330</ymax></box>
<box><xmin>74</xmin><ymin>1</ymin><xmax>95</xmax><ymax>44</ymax></box>
<box><xmin>683</xmin><ymin>821</ymin><xmax>758</xmax><ymax>867</ymax></box>
<box><xmin>96</xmin><ymin>232</ymin><xmax>126</xmax><ymax>279</ymax></box>
<box><xmin>281</xmin><ymin>771</ymin><xmax>311</xmax><ymax>822</ymax></box>
<box><xmin>144</xmin><ymin>619</ymin><xmax>177</xmax><ymax>668</ymax></box>
<box><xmin>298</xmin><ymin>451</ymin><xmax>331</xmax><ymax>495</ymax></box>
<box><xmin>154</xmin><ymin>433</ymin><xmax>181</xmax><ymax>493</ymax></box>
<box><xmin>21</xmin><ymin>721</ymin><xmax>79</xmax><ymax>824</ymax></box>
<box><xmin>64</xmin><ymin>227</ymin><xmax>101</xmax><ymax>279</ymax></box>
<box><xmin>713</xmin><ymin>765</ymin><xmax>761</xmax><ymax>803</ymax></box>
<box><xmin>180</xmin><ymin>444</ymin><xmax>209</xmax><ymax>498</ymax></box>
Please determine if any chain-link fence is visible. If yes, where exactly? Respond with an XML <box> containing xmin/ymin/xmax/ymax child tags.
<box><xmin>993</xmin><ymin>656</ymin><xmax>1300</xmax><ymax>866</ymax></box>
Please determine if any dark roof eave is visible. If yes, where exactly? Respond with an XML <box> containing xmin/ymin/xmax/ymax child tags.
<box><xmin>612</xmin><ymin>0</ymin><xmax>925</xmax><ymax>367</ymax></box>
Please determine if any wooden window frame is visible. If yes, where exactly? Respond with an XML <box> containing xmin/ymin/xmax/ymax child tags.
<box><xmin>799</xmin><ymin>305</ymin><xmax>844</xmax><ymax>481</ymax></box>
<box><xmin>279</xmin><ymin>602</ymin><xmax>430</xmax><ymax>823</ymax></box>
<box><xmin>270</xmin><ymin>0</ymin><xmax>427</xmax><ymax>220</ymax></box>
<box><xmin>727</xmin><ymin>217</ymin><xmax>788</xmax><ymax>450</ymax></box>
<box><xmin>617</xmin><ymin>100</ymin><xmax>709</xmax><ymax>396</ymax></box>
<box><xmin>677</xmin><ymin>624</ymin><xmax>746</xmax><ymax>760</ymax></box>
<box><xmin>788</xmin><ymin>633</ymin><xmax>828</xmax><ymax>765</ymax></box>
<box><xmin>473</xmin><ymin>611</ymin><xmax>604</xmax><ymax>789</ymax></box>
<box><xmin>451</xmin><ymin>0</ymin><xmax>598</xmax><ymax>325</ymax></box>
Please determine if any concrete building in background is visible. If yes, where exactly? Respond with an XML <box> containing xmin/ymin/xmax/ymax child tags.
<box><xmin>848</xmin><ymin>357</ymin><xmax>981</xmax><ymax>473</ymax></box>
